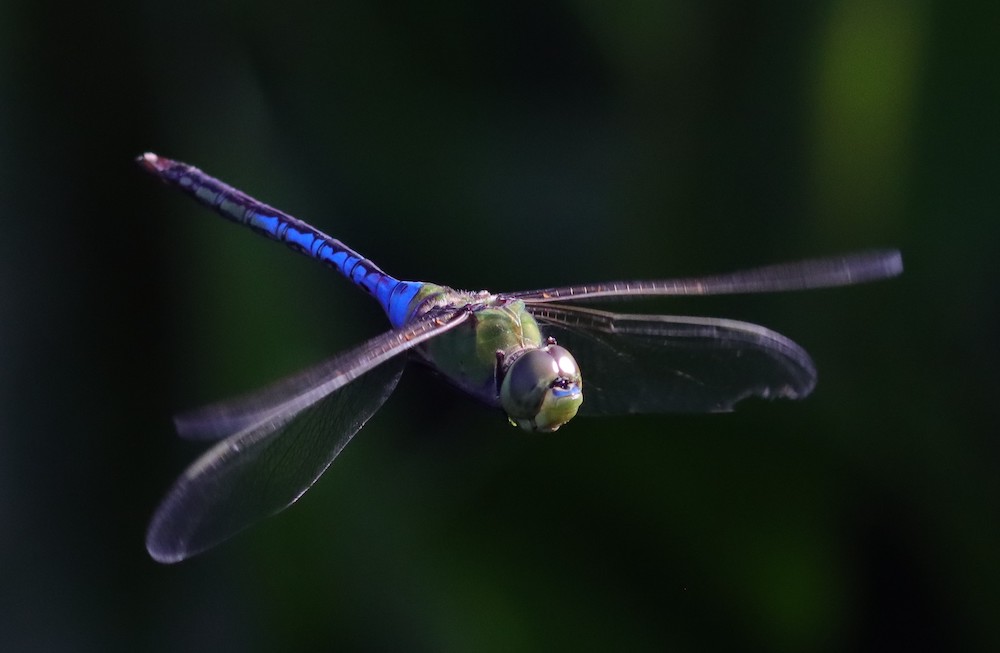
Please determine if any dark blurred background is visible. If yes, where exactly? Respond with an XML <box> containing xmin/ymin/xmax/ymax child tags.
<box><xmin>3</xmin><ymin>1</ymin><xmax>998</xmax><ymax>651</ymax></box>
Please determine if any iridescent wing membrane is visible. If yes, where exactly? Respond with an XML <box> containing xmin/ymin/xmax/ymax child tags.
<box><xmin>513</xmin><ymin>251</ymin><xmax>903</xmax><ymax>415</ymax></box>
<box><xmin>147</xmin><ymin>309</ymin><xmax>469</xmax><ymax>562</ymax></box>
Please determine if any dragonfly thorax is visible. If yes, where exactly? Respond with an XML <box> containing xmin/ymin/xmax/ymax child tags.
<box><xmin>500</xmin><ymin>344</ymin><xmax>583</xmax><ymax>432</ymax></box>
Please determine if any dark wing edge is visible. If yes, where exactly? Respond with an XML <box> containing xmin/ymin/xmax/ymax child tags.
<box><xmin>528</xmin><ymin>303</ymin><xmax>816</xmax><ymax>416</ymax></box>
<box><xmin>509</xmin><ymin>249</ymin><xmax>902</xmax><ymax>303</ymax></box>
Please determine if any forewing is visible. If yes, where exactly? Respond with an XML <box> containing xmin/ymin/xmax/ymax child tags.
<box><xmin>176</xmin><ymin>311</ymin><xmax>466</xmax><ymax>440</ymax></box>
<box><xmin>528</xmin><ymin>304</ymin><xmax>816</xmax><ymax>415</ymax></box>
<box><xmin>147</xmin><ymin>310</ymin><xmax>469</xmax><ymax>563</ymax></box>
<box><xmin>509</xmin><ymin>250</ymin><xmax>902</xmax><ymax>303</ymax></box>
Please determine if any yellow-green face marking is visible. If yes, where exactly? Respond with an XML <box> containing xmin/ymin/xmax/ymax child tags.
<box><xmin>501</xmin><ymin>344</ymin><xmax>583</xmax><ymax>432</ymax></box>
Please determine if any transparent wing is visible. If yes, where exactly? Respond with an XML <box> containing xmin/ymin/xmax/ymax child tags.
<box><xmin>176</xmin><ymin>311</ymin><xmax>466</xmax><ymax>440</ymax></box>
<box><xmin>147</xmin><ymin>360</ymin><xmax>404</xmax><ymax>564</ymax></box>
<box><xmin>509</xmin><ymin>250</ymin><xmax>902</xmax><ymax>303</ymax></box>
<box><xmin>147</xmin><ymin>310</ymin><xmax>469</xmax><ymax>563</ymax></box>
<box><xmin>527</xmin><ymin>303</ymin><xmax>816</xmax><ymax>415</ymax></box>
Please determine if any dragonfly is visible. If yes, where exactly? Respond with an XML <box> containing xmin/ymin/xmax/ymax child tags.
<box><xmin>138</xmin><ymin>152</ymin><xmax>903</xmax><ymax>563</ymax></box>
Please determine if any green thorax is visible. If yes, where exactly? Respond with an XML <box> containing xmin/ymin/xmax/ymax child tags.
<box><xmin>406</xmin><ymin>284</ymin><xmax>544</xmax><ymax>406</ymax></box>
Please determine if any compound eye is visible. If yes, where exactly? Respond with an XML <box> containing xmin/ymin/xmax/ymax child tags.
<box><xmin>545</xmin><ymin>345</ymin><xmax>579</xmax><ymax>382</ymax></box>
<box><xmin>500</xmin><ymin>345</ymin><xmax>584</xmax><ymax>432</ymax></box>
<box><xmin>504</xmin><ymin>349</ymin><xmax>559</xmax><ymax>418</ymax></box>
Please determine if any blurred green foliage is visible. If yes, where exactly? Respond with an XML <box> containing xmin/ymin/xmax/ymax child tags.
<box><xmin>2</xmin><ymin>0</ymin><xmax>998</xmax><ymax>651</ymax></box>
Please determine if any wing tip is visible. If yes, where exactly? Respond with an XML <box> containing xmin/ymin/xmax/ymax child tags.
<box><xmin>844</xmin><ymin>249</ymin><xmax>904</xmax><ymax>284</ymax></box>
<box><xmin>724</xmin><ymin>377</ymin><xmax>816</xmax><ymax>411</ymax></box>
<box><xmin>146</xmin><ymin>543</ymin><xmax>187</xmax><ymax>565</ymax></box>
<box><xmin>884</xmin><ymin>249</ymin><xmax>904</xmax><ymax>276</ymax></box>
<box><xmin>145</xmin><ymin>517</ymin><xmax>192</xmax><ymax>564</ymax></box>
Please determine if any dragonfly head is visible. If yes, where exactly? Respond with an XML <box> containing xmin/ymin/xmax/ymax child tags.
<box><xmin>501</xmin><ymin>344</ymin><xmax>583</xmax><ymax>432</ymax></box>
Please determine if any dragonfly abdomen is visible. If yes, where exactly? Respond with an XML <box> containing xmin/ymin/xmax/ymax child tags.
<box><xmin>138</xmin><ymin>153</ymin><xmax>426</xmax><ymax>325</ymax></box>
